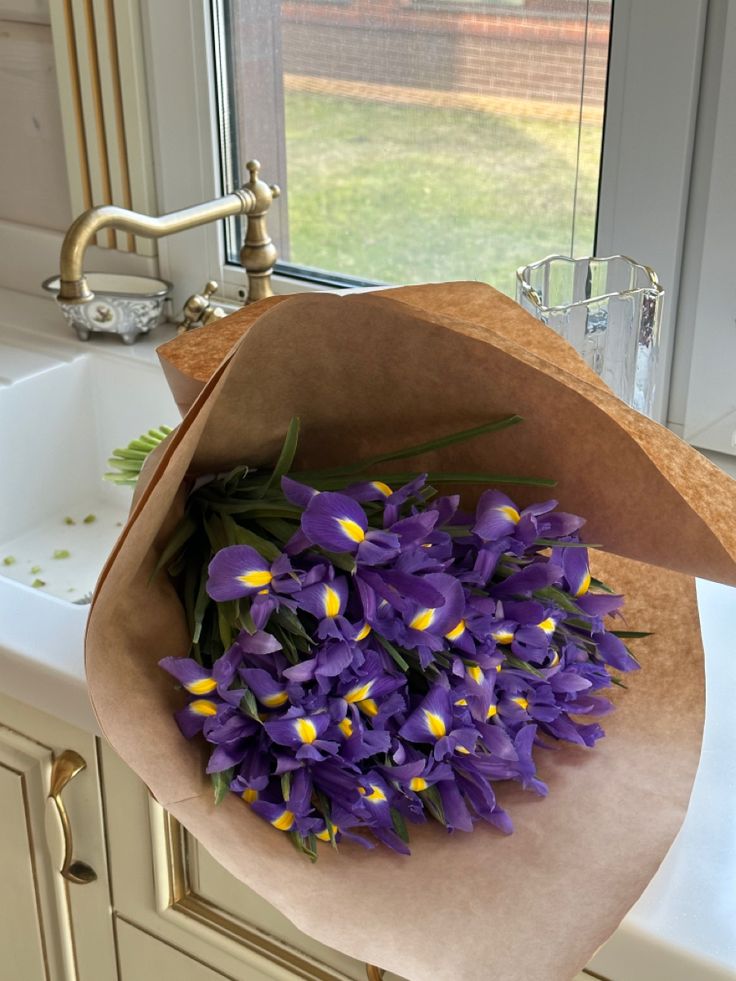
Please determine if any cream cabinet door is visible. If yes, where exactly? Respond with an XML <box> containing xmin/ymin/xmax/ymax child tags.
<box><xmin>0</xmin><ymin>692</ymin><xmax>117</xmax><ymax>981</ymax></box>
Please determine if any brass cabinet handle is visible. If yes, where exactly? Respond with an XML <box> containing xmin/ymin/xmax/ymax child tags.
<box><xmin>48</xmin><ymin>750</ymin><xmax>97</xmax><ymax>885</ymax></box>
<box><xmin>366</xmin><ymin>967</ymin><xmax>384</xmax><ymax>980</ymax></box>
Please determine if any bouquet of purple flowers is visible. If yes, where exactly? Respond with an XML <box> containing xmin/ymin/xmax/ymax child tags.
<box><xmin>159</xmin><ymin>416</ymin><xmax>641</xmax><ymax>860</ymax></box>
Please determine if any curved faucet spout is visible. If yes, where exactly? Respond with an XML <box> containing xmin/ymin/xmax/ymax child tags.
<box><xmin>58</xmin><ymin>191</ymin><xmax>255</xmax><ymax>303</ymax></box>
<box><xmin>57</xmin><ymin>160</ymin><xmax>280</xmax><ymax>306</ymax></box>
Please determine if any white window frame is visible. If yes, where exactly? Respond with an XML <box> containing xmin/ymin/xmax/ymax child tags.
<box><xmin>141</xmin><ymin>0</ymin><xmax>708</xmax><ymax>427</ymax></box>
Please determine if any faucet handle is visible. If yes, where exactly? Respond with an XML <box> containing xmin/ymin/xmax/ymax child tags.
<box><xmin>178</xmin><ymin>280</ymin><xmax>225</xmax><ymax>334</ymax></box>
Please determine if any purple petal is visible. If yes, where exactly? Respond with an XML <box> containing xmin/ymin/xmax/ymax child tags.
<box><xmin>301</xmin><ymin>492</ymin><xmax>368</xmax><ymax>553</ymax></box>
<box><xmin>207</xmin><ymin>545</ymin><xmax>272</xmax><ymax>600</ymax></box>
<box><xmin>281</xmin><ymin>475</ymin><xmax>317</xmax><ymax>508</ymax></box>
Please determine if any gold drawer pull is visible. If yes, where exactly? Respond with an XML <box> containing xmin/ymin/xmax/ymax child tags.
<box><xmin>48</xmin><ymin>750</ymin><xmax>97</xmax><ymax>885</ymax></box>
<box><xmin>366</xmin><ymin>967</ymin><xmax>384</xmax><ymax>980</ymax></box>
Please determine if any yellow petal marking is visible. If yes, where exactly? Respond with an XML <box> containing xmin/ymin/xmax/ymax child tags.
<box><xmin>189</xmin><ymin>699</ymin><xmax>218</xmax><ymax>716</ymax></box>
<box><xmin>410</xmin><ymin>608</ymin><xmax>436</xmax><ymax>631</ymax></box>
<box><xmin>454</xmin><ymin>698</ymin><xmax>468</xmax><ymax>706</ymax></box>
<box><xmin>363</xmin><ymin>784</ymin><xmax>386</xmax><ymax>803</ymax></box>
<box><xmin>323</xmin><ymin>585</ymin><xmax>341</xmax><ymax>618</ymax></box>
<box><xmin>486</xmin><ymin>703</ymin><xmax>498</xmax><ymax>719</ymax></box>
<box><xmin>409</xmin><ymin>777</ymin><xmax>428</xmax><ymax>791</ymax></box>
<box><xmin>294</xmin><ymin>718</ymin><xmax>318</xmax><ymax>744</ymax></box>
<box><xmin>337</xmin><ymin>517</ymin><xmax>365</xmax><ymax>543</ymax></box>
<box><xmin>497</xmin><ymin>505</ymin><xmax>521</xmax><ymax>524</ymax></box>
<box><xmin>345</xmin><ymin>681</ymin><xmax>373</xmax><ymax>704</ymax></box>
<box><xmin>492</xmin><ymin>629</ymin><xmax>514</xmax><ymax>644</ymax></box>
<box><xmin>456</xmin><ymin>746</ymin><xmax>471</xmax><ymax>755</ymax></box>
<box><xmin>241</xmin><ymin>788</ymin><xmax>258</xmax><ymax>803</ymax></box>
<box><xmin>549</xmin><ymin>651</ymin><xmax>560</xmax><ymax>667</ymax></box>
<box><xmin>372</xmin><ymin>481</ymin><xmax>392</xmax><ymax>497</ymax></box>
<box><xmin>316</xmin><ymin>822</ymin><xmax>338</xmax><ymax>842</ymax></box>
<box><xmin>445</xmin><ymin>619</ymin><xmax>466</xmax><ymax>642</ymax></box>
<box><xmin>575</xmin><ymin>570</ymin><xmax>591</xmax><ymax>597</ymax></box>
<box><xmin>338</xmin><ymin>717</ymin><xmax>353</xmax><ymax>738</ymax></box>
<box><xmin>424</xmin><ymin>709</ymin><xmax>446</xmax><ymax>738</ymax></box>
<box><xmin>185</xmin><ymin>677</ymin><xmax>217</xmax><ymax>695</ymax></box>
<box><xmin>237</xmin><ymin>569</ymin><xmax>272</xmax><ymax>588</ymax></box>
<box><xmin>261</xmin><ymin>690</ymin><xmax>288</xmax><ymax>708</ymax></box>
<box><xmin>495</xmin><ymin>663</ymin><xmax>502</xmax><ymax>672</ymax></box>
<box><xmin>272</xmin><ymin>810</ymin><xmax>295</xmax><ymax>831</ymax></box>
<box><xmin>467</xmin><ymin>665</ymin><xmax>483</xmax><ymax>685</ymax></box>
<box><xmin>538</xmin><ymin>618</ymin><xmax>556</xmax><ymax>635</ymax></box>
<box><xmin>512</xmin><ymin>697</ymin><xmax>529</xmax><ymax>710</ymax></box>
<box><xmin>354</xmin><ymin>622</ymin><xmax>371</xmax><ymax>642</ymax></box>
<box><xmin>358</xmin><ymin>698</ymin><xmax>378</xmax><ymax>717</ymax></box>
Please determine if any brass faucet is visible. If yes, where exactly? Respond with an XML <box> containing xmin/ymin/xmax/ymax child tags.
<box><xmin>57</xmin><ymin>160</ymin><xmax>279</xmax><ymax>306</ymax></box>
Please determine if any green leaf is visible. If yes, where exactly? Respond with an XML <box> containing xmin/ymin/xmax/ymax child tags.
<box><xmin>375</xmin><ymin>633</ymin><xmax>410</xmax><ymax>672</ymax></box>
<box><xmin>289</xmin><ymin>831</ymin><xmax>318</xmax><ymax>863</ymax></box>
<box><xmin>590</xmin><ymin>576</ymin><xmax>615</xmax><ymax>594</ymax></box>
<box><xmin>390</xmin><ymin>807</ymin><xmax>410</xmax><ymax>844</ymax></box>
<box><xmin>318</xmin><ymin>549</ymin><xmax>357</xmax><ymax>573</ymax></box>
<box><xmin>419</xmin><ymin>785</ymin><xmax>446</xmax><ymax>826</ymax></box>
<box><xmin>240</xmin><ymin>688</ymin><xmax>260</xmax><ymax>721</ymax></box>
<box><xmin>340</xmin><ymin>416</ymin><xmax>524</xmax><ymax>473</ymax></box>
<box><xmin>217</xmin><ymin>601</ymin><xmax>235</xmax><ymax>650</ymax></box>
<box><xmin>240</xmin><ymin>604</ymin><xmax>258</xmax><ymax>636</ymax></box>
<box><xmin>211</xmin><ymin>769</ymin><xmax>233</xmax><ymax>806</ymax></box>
<box><xmin>254</xmin><ymin>517</ymin><xmax>300</xmax><ymax>548</ymax></box>
<box><xmin>611</xmin><ymin>676</ymin><xmax>629</xmax><ymax>689</ymax></box>
<box><xmin>533</xmin><ymin>586</ymin><xmax>582</xmax><ymax>614</ymax></box>
<box><xmin>192</xmin><ymin>571</ymin><xmax>210</xmax><ymax>645</ymax></box>
<box><xmin>272</xmin><ymin>606</ymin><xmax>313</xmax><ymax>644</ymax></box>
<box><xmin>610</xmin><ymin>630</ymin><xmax>653</xmax><ymax>639</ymax></box>
<box><xmin>258</xmin><ymin>416</ymin><xmax>300</xmax><ymax>498</ymax></box>
<box><xmin>281</xmin><ymin>772</ymin><xmax>292</xmax><ymax>802</ymax></box>
<box><xmin>504</xmin><ymin>653</ymin><xmax>545</xmax><ymax>678</ymax></box>
<box><xmin>150</xmin><ymin>515</ymin><xmax>197</xmax><ymax>581</ymax></box>
<box><xmin>219</xmin><ymin>513</ymin><xmax>281</xmax><ymax>561</ymax></box>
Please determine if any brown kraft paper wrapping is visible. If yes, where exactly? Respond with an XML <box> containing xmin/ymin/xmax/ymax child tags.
<box><xmin>87</xmin><ymin>283</ymin><xmax>736</xmax><ymax>981</ymax></box>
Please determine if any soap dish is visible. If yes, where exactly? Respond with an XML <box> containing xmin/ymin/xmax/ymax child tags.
<box><xmin>43</xmin><ymin>273</ymin><xmax>172</xmax><ymax>344</ymax></box>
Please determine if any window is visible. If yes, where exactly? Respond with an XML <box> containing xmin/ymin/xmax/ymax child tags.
<box><xmin>143</xmin><ymin>0</ymin><xmax>707</xmax><ymax>427</ymax></box>
<box><xmin>212</xmin><ymin>0</ymin><xmax>612</xmax><ymax>296</ymax></box>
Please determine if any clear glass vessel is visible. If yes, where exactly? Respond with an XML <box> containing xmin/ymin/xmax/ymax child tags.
<box><xmin>516</xmin><ymin>254</ymin><xmax>664</xmax><ymax>416</ymax></box>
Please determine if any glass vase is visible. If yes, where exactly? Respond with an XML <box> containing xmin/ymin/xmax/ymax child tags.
<box><xmin>516</xmin><ymin>254</ymin><xmax>664</xmax><ymax>416</ymax></box>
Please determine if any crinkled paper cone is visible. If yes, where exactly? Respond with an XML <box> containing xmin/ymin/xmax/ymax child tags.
<box><xmin>87</xmin><ymin>283</ymin><xmax>736</xmax><ymax>981</ymax></box>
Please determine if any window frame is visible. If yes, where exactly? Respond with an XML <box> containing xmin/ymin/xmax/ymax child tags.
<box><xmin>141</xmin><ymin>0</ymin><xmax>707</xmax><ymax>425</ymax></box>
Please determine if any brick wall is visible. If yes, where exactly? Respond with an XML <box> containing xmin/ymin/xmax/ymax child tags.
<box><xmin>281</xmin><ymin>1</ymin><xmax>611</xmax><ymax>108</ymax></box>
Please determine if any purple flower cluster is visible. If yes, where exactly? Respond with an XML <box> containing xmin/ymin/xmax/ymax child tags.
<box><xmin>162</xmin><ymin>476</ymin><xmax>637</xmax><ymax>855</ymax></box>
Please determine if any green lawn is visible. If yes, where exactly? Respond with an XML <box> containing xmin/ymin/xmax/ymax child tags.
<box><xmin>283</xmin><ymin>91</ymin><xmax>603</xmax><ymax>296</ymax></box>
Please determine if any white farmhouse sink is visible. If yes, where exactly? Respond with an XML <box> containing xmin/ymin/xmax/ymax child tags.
<box><xmin>0</xmin><ymin>343</ymin><xmax>177</xmax><ymax>605</ymax></box>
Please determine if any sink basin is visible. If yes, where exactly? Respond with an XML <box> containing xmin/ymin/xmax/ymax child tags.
<box><xmin>0</xmin><ymin>344</ymin><xmax>177</xmax><ymax>604</ymax></box>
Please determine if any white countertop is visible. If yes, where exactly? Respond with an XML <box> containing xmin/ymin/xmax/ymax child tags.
<box><xmin>0</xmin><ymin>288</ymin><xmax>734</xmax><ymax>981</ymax></box>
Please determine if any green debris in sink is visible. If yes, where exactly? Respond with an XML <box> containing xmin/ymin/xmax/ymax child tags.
<box><xmin>53</xmin><ymin>549</ymin><xmax>71</xmax><ymax>559</ymax></box>
<box><xmin>64</xmin><ymin>516</ymin><xmax>76</xmax><ymax>525</ymax></box>
<box><xmin>30</xmin><ymin>565</ymin><xmax>42</xmax><ymax>574</ymax></box>
<box><xmin>31</xmin><ymin>578</ymin><xmax>46</xmax><ymax>588</ymax></box>
<box><xmin>83</xmin><ymin>513</ymin><xmax>97</xmax><ymax>524</ymax></box>
<box><xmin>2</xmin><ymin>556</ymin><xmax>16</xmax><ymax>566</ymax></box>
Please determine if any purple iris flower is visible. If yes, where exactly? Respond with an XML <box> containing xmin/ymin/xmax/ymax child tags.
<box><xmin>207</xmin><ymin>545</ymin><xmax>301</xmax><ymax>628</ymax></box>
<box><xmin>264</xmin><ymin>709</ymin><xmax>339</xmax><ymax>762</ymax></box>
<box><xmin>164</xmin><ymin>458</ymin><xmax>641</xmax><ymax>856</ymax></box>
<box><xmin>474</xmin><ymin>490</ymin><xmax>585</xmax><ymax>548</ymax></box>
<box><xmin>301</xmin><ymin>491</ymin><xmax>400</xmax><ymax>565</ymax></box>
<box><xmin>251</xmin><ymin>768</ymin><xmax>320</xmax><ymax>836</ymax></box>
